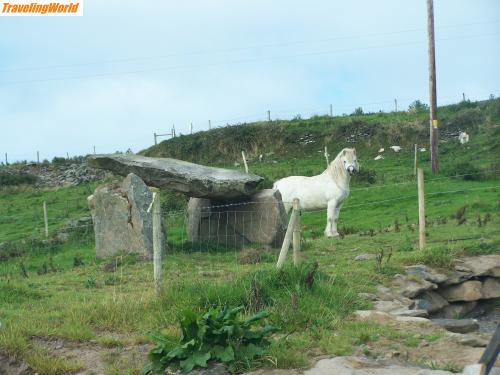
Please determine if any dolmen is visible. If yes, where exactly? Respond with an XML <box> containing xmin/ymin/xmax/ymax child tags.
<box><xmin>88</xmin><ymin>154</ymin><xmax>287</xmax><ymax>252</ymax></box>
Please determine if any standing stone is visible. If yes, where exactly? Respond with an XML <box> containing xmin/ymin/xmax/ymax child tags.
<box><xmin>187</xmin><ymin>189</ymin><xmax>287</xmax><ymax>248</ymax></box>
<box><xmin>438</xmin><ymin>281</ymin><xmax>482</xmax><ymax>302</ymax></box>
<box><xmin>88</xmin><ymin>173</ymin><xmax>162</xmax><ymax>259</ymax></box>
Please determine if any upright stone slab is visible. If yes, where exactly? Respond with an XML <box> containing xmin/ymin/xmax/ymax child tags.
<box><xmin>88</xmin><ymin>173</ymin><xmax>162</xmax><ymax>259</ymax></box>
<box><xmin>187</xmin><ymin>189</ymin><xmax>287</xmax><ymax>248</ymax></box>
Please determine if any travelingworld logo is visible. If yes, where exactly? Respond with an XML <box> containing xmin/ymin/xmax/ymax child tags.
<box><xmin>1</xmin><ymin>0</ymin><xmax>83</xmax><ymax>16</ymax></box>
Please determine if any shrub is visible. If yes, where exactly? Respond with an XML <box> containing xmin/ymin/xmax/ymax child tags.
<box><xmin>446</xmin><ymin>162</ymin><xmax>482</xmax><ymax>181</ymax></box>
<box><xmin>141</xmin><ymin>306</ymin><xmax>278</xmax><ymax>374</ymax></box>
<box><xmin>408</xmin><ymin>100</ymin><xmax>429</xmax><ymax>113</ymax></box>
<box><xmin>0</xmin><ymin>171</ymin><xmax>37</xmax><ymax>186</ymax></box>
<box><xmin>355</xmin><ymin>168</ymin><xmax>377</xmax><ymax>184</ymax></box>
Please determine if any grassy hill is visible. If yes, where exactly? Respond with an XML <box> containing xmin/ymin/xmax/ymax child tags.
<box><xmin>0</xmin><ymin>99</ymin><xmax>499</xmax><ymax>374</ymax></box>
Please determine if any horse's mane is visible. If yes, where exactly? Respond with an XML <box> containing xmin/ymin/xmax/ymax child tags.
<box><xmin>324</xmin><ymin>149</ymin><xmax>352</xmax><ymax>185</ymax></box>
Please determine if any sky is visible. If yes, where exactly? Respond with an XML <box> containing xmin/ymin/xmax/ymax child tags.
<box><xmin>0</xmin><ymin>0</ymin><xmax>499</xmax><ymax>162</ymax></box>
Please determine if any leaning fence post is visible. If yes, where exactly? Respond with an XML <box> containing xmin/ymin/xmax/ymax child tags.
<box><xmin>417</xmin><ymin>168</ymin><xmax>426</xmax><ymax>250</ymax></box>
<box><xmin>277</xmin><ymin>198</ymin><xmax>300</xmax><ymax>269</ymax></box>
<box><xmin>241</xmin><ymin>151</ymin><xmax>249</xmax><ymax>173</ymax></box>
<box><xmin>152</xmin><ymin>192</ymin><xmax>163</xmax><ymax>294</ymax></box>
<box><xmin>292</xmin><ymin>198</ymin><xmax>301</xmax><ymax>266</ymax></box>
<box><xmin>43</xmin><ymin>201</ymin><xmax>49</xmax><ymax>238</ymax></box>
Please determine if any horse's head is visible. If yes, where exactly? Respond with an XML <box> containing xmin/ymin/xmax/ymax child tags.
<box><xmin>340</xmin><ymin>148</ymin><xmax>359</xmax><ymax>176</ymax></box>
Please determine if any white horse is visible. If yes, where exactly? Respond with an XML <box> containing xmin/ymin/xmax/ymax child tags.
<box><xmin>273</xmin><ymin>148</ymin><xmax>359</xmax><ymax>238</ymax></box>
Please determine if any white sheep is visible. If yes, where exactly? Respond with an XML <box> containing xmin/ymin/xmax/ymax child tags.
<box><xmin>390</xmin><ymin>146</ymin><xmax>402</xmax><ymax>152</ymax></box>
<box><xmin>459</xmin><ymin>131</ymin><xmax>470</xmax><ymax>144</ymax></box>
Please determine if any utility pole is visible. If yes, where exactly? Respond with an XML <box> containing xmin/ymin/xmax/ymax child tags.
<box><xmin>462</xmin><ymin>92</ymin><xmax>466</xmax><ymax>102</ymax></box>
<box><xmin>154</xmin><ymin>132</ymin><xmax>157</xmax><ymax>145</ymax></box>
<box><xmin>329</xmin><ymin>104</ymin><xmax>333</xmax><ymax>117</ymax></box>
<box><xmin>267</xmin><ymin>110</ymin><xmax>271</xmax><ymax>122</ymax></box>
<box><xmin>427</xmin><ymin>0</ymin><xmax>439</xmax><ymax>174</ymax></box>
<box><xmin>208</xmin><ymin>120</ymin><xmax>211</xmax><ymax>130</ymax></box>
<box><xmin>394</xmin><ymin>98</ymin><xmax>398</xmax><ymax>112</ymax></box>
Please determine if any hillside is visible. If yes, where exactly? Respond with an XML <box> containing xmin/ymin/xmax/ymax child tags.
<box><xmin>1</xmin><ymin>99</ymin><xmax>499</xmax><ymax>375</ymax></box>
<box><xmin>142</xmin><ymin>98</ymin><xmax>500</xmax><ymax>169</ymax></box>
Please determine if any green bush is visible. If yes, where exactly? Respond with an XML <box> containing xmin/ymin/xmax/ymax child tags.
<box><xmin>141</xmin><ymin>306</ymin><xmax>278</xmax><ymax>374</ymax></box>
<box><xmin>446</xmin><ymin>162</ymin><xmax>482</xmax><ymax>181</ymax></box>
<box><xmin>355</xmin><ymin>168</ymin><xmax>377</xmax><ymax>184</ymax></box>
<box><xmin>0</xmin><ymin>171</ymin><xmax>37</xmax><ymax>186</ymax></box>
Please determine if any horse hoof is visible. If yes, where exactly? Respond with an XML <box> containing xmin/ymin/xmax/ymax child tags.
<box><xmin>325</xmin><ymin>232</ymin><xmax>339</xmax><ymax>238</ymax></box>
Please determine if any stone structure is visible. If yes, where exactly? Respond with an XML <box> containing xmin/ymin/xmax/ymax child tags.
<box><xmin>87</xmin><ymin>173</ymin><xmax>163</xmax><ymax>259</ymax></box>
<box><xmin>355</xmin><ymin>254</ymin><xmax>500</xmax><ymax>334</ymax></box>
<box><xmin>88</xmin><ymin>154</ymin><xmax>263</xmax><ymax>199</ymax></box>
<box><xmin>187</xmin><ymin>189</ymin><xmax>287</xmax><ymax>248</ymax></box>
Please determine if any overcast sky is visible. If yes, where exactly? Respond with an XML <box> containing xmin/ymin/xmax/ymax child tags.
<box><xmin>0</xmin><ymin>0</ymin><xmax>499</xmax><ymax>162</ymax></box>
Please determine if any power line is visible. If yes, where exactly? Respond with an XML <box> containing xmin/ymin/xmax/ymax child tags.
<box><xmin>1</xmin><ymin>19</ymin><xmax>498</xmax><ymax>74</ymax></box>
<box><xmin>1</xmin><ymin>32</ymin><xmax>498</xmax><ymax>86</ymax></box>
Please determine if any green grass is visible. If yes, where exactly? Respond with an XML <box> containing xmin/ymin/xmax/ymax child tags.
<box><xmin>0</xmin><ymin>98</ymin><xmax>499</xmax><ymax>374</ymax></box>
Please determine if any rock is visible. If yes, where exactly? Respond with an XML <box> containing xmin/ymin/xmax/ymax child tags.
<box><xmin>302</xmin><ymin>356</ymin><xmax>454</xmax><ymax>374</ymax></box>
<box><xmin>481</xmin><ymin>277</ymin><xmax>500</xmax><ymax>299</ymax></box>
<box><xmin>438</xmin><ymin>281</ymin><xmax>482</xmax><ymax>302</ymax></box>
<box><xmin>354</xmin><ymin>253</ymin><xmax>376</xmax><ymax>261</ymax></box>
<box><xmin>392</xmin><ymin>274</ymin><xmax>437</xmax><ymax>298</ymax></box>
<box><xmin>187</xmin><ymin>189</ymin><xmax>287</xmax><ymax>248</ymax></box>
<box><xmin>376</xmin><ymin>286</ymin><xmax>396</xmax><ymax>301</ymax></box>
<box><xmin>456</xmin><ymin>255</ymin><xmax>500</xmax><ymax>277</ymax></box>
<box><xmin>390</xmin><ymin>308</ymin><xmax>429</xmax><ymax>318</ymax></box>
<box><xmin>55</xmin><ymin>231</ymin><xmax>70</xmax><ymax>243</ymax></box>
<box><xmin>447</xmin><ymin>333</ymin><xmax>489</xmax><ymax>347</ymax></box>
<box><xmin>354</xmin><ymin>310</ymin><xmax>432</xmax><ymax>325</ymax></box>
<box><xmin>441</xmin><ymin>271</ymin><xmax>472</xmax><ymax>286</ymax></box>
<box><xmin>405</xmin><ymin>265</ymin><xmax>448</xmax><ymax>284</ymax></box>
<box><xmin>88</xmin><ymin>154</ymin><xmax>263</xmax><ymax>199</ymax></box>
<box><xmin>88</xmin><ymin>173</ymin><xmax>163</xmax><ymax>259</ymax></box>
<box><xmin>433</xmin><ymin>318</ymin><xmax>479</xmax><ymax>333</ymax></box>
<box><xmin>414</xmin><ymin>291</ymin><xmax>449</xmax><ymax>313</ymax></box>
<box><xmin>373</xmin><ymin>300</ymin><xmax>411</xmax><ymax>313</ymax></box>
<box><xmin>237</xmin><ymin>248</ymin><xmax>261</xmax><ymax>264</ymax></box>
<box><xmin>433</xmin><ymin>301</ymin><xmax>477</xmax><ymax>319</ymax></box>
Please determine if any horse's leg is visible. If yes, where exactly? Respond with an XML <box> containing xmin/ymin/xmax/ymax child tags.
<box><xmin>332</xmin><ymin>202</ymin><xmax>344</xmax><ymax>236</ymax></box>
<box><xmin>325</xmin><ymin>199</ymin><xmax>338</xmax><ymax>238</ymax></box>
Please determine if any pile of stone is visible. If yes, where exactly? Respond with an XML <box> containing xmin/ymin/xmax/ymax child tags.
<box><xmin>364</xmin><ymin>254</ymin><xmax>500</xmax><ymax>334</ymax></box>
<box><xmin>21</xmin><ymin>163</ymin><xmax>111</xmax><ymax>187</ymax></box>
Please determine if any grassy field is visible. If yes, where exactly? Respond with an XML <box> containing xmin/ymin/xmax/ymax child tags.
<box><xmin>0</xmin><ymin>100</ymin><xmax>499</xmax><ymax>374</ymax></box>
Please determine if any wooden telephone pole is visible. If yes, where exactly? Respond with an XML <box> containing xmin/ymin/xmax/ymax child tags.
<box><xmin>427</xmin><ymin>0</ymin><xmax>439</xmax><ymax>174</ymax></box>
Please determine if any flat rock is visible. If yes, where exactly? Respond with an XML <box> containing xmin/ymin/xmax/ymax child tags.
<box><xmin>441</xmin><ymin>271</ymin><xmax>473</xmax><ymax>286</ymax></box>
<box><xmin>358</xmin><ymin>293</ymin><xmax>378</xmax><ymax>301</ymax></box>
<box><xmin>414</xmin><ymin>291</ymin><xmax>449</xmax><ymax>313</ymax></box>
<box><xmin>457</xmin><ymin>254</ymin><xmax>500</xmax><ymax>277</ymax></box>
<box><xmin>88</xmin><ymin>154</ymin><xmax>263</xmax><ymax>199</ymax></box>
<box><xmin>438</xmin><ymin>281</ymin><xmax>482</xmax><ymax>302</ymax></box>
<box><xmin>446</xmin><ymin>332</ymin><xmax>489</xmax><ymax>347</ymax></box>
<box><xmin>390</xmin><ymin>308</ymin><xmax>429</xmax><ymax>318</ymax></box>
<box><xmin>392</xmin><ymin>274</ymin><xmax>437</xmax><ymax>298</ymax></box>
<box><xmin>481</xmin><ymin>277</ymin><xmax>500</xmax><ymax>299</ymax></box>
<box><xmin>405</xmin><ymin>265</ymin><xmax>448</xmax><ymax>284</ymax></box>
<box><xmin>354</xmin><ymin>253</ymin><xmax>376</xmax><ymax>261</ymax></box>
<box><xmin>433</xmin><ymin>318</ymin><xmax>479</xmax><ymax>333</ymax></box>
<box><xmin>302</xmin><ymin>356</ymin><xmax>453</xmax><ymax>374</ymax></box>
<box><xmin>373</xmin><ymin>300</ymin><xmax>411</xmax><ymax>313</ymax></box>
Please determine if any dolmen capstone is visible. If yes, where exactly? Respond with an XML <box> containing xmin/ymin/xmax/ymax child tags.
<box><xmin>88</xmin><ymin>154</ymin><xmax>287</xmax><ymax>248</ymax></box>
<box><xmin>87</xmin><ymin>173</ymin><xmax>164</xmax><ymax>259</ymax></box>
<box><xmin>88</xmin><ymin>154</ymin><xmax>263</xmax><ymax>199</ymax></box>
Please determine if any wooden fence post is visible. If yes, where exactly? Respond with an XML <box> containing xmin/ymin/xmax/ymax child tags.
<box><xmin>152</xmin><ymin>192</ymin><xmax>163</xmax><ymax>294</ymax></box>
<box><xmin>414</xmin><ymin>144</ymin><xmax>417</xmax><ymax>175</ymax></box>
<box><xmin>43</xmin><ymin>201</ymin><xmax>49</xmax><ymax>238</ymax></box>
<box><xmin>277</xmin><ymin>197</ymin><xmax>300</xmax><ymax>269</ymax></box>
<box><xmin>241</xmin><ymin>151</ymin><xmax>249</xmax><ymax>173</ymax></box>
<box><xmin>324</xmin><ymin>146</ymin><xmax>330</xmax><ymax>168</ymax></box>
<box><xmin>417</xmin><ymin>168</ymin><xmax>426</xmax><ymax>250</ymax></box>
<box><xmin>292</xmin><ymin>198</ymin><xmax>301</xmax><ymax>266</ymax></box>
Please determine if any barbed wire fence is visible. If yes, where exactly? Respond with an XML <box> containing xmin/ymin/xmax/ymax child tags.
<box><xmin>0</xmin><ymin>170</ymin><xmax>498</xmax><ymax>288</ymax></box>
